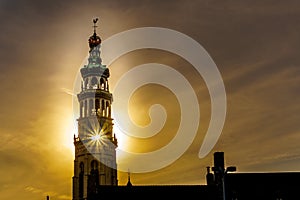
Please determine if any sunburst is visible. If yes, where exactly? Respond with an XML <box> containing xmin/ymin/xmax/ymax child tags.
<box><xmin>80</xmin><ymin>117</ymin><xmax>112</xmax><ymax>151</ymax></box>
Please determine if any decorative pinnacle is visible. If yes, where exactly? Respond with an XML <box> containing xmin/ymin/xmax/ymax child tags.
<box><xmin>126</xmin><ymin>169</ymin><xmax>132</xmax><ymax>186</ymax></box>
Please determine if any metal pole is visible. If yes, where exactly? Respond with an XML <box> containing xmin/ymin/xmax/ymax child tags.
<box><xmin>222</xmin><ymin>175</ymin><xmax>226</xmax><ymax>200</ymax></box>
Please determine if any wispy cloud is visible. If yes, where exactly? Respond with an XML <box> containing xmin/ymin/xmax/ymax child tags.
<box><xmin>60</xmin><ymin>87</ymin><xmax>76</xmax><ymax>96</ymax></box>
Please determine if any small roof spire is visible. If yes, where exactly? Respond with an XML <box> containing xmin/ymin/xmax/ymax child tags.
<box><xmin>126</xmin><ymin>169</ymin><xmax>132</xmax><ymax>187</ymax></box>
<box><xmin>206</xmin><ymin>166</ymin><xmax>210</xmax><ymax>173</ymax></box>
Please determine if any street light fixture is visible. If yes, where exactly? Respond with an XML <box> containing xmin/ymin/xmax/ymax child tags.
<box><xmin>226</xmin><ymin>166</ymin><xmax>237</xmax><ymax>173</ymax></box>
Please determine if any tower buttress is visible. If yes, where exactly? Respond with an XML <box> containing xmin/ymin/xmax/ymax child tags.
<box><xmin>72</xmin><ymin>18</ymin><xmax>118</xmax><ymax>200</ymax></box>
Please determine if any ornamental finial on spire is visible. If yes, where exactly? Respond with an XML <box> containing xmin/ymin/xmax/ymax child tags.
<box><xmin>88</xmin><ymin>18</ymin><xmax>101</xmax><ymax>52</ymax></box>
<box><xmin>93</xmin><ymin>18</ymin><xmax>98</xmax><ymax>34</ymax></box>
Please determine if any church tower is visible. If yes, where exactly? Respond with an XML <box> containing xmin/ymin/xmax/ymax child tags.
<box><xmin>72</xmin><ymin>19</ymin><xmax>118</xmax><ymax>200</ymax></box>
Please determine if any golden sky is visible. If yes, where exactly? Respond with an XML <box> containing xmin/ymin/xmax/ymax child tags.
<box><xmin>0</xmin><ymin>0</ymin><xmax>300</xmax><ymax>199</ymax></box>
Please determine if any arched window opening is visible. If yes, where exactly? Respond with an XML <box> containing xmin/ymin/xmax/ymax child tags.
<box><xmin>89</xmin><ymin>99</ymin><xmax>94</xmax><ymax>116</ymax></box>
<box><xmin>91</xmin><ymin>77</ymin><xmax>98</xmax><ymax>89</ymax></box>
<box><xmin>100</xmin><ymin>78</ymin><xmax>105</xmax><ymax>90</ymax></box>
<box><xmin>79</xmin><ymin>162</ymin><xmax>84</xmax><ymax>198</ymax></box>
<box><xmin>95</xmin><ymin>99</ymin><xmax>100</xmax><ymax>115</ymax></box>
<box><xmin>84</xmin><ymin>100</ymin><xmax>88</xmax><ymax>117</ymax></box>
<box><xmin>91</xmin><ymin>160</ymin><xmax>98</xmax><ymax>170</ymax></box>
<box><xmin>80</xmin><ymin>102</ymin><xmax>83</xmax><ymax>118</ymax></box>
<box><xmin>80</xmin><ymin>162</ymin><xmax>84</xmax><ymax>173</ymax></box>
<box><xmin>106</xmin><ymin>82</ymin><xmax>109</xmax><ymax>91</ymax></box>
<box><xmin>89</xmin><ymin>160</ymin><xmax>99</xmax><ymax>190</ymax></box>
<box><xmin>106</xmin><ymin>102</ymin><xmax>110</xmax><ymax>117</ymax></box>
<box><xmin>84</xmin><ymin>78</ymin><xmax>88</xmax><ymax>89</ymax></box>
<box><xmin>101</xmin><ymin>100</ymin><xmax>105</xmax><ymax>116</ymax></box>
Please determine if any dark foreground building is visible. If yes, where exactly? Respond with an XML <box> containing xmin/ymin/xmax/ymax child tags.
<box><xmin>71</xmin><ymin>20</ymin><xmax>300</xmax><ymax>200</ymax></box>
<box><xmin>209</xmin><ymin>152</ymin><xmax>300</xmax><ymax>200</ymax></box>
<box><xmin>89</xmin><ymin>185</ymin><xmax>219</xmax><ymax>200</ymax></box>
<box><xmin>83</xmin><ymin>151</ymin><xmax>300</xmax><ymax>200</ymax></box>
<box><xmin>226</xmin><ymin>172</ymin><xmax>300</xmax><ymax>199</ymax></box>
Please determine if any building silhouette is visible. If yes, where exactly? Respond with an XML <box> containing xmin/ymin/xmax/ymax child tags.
<box><xmin>71</xmin><ymin>19</ymin><xmax>300</xmax><ymax>200</ymax></box>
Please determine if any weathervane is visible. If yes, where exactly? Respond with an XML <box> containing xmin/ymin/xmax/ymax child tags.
<box><xmin>88</xmin><ymin>18</ymin><xmax>101</xmax><ymax>51</ymax></box>
<box><xmin>93</xmin><ymin>18</ymin><xmax>99</xmax><ymax>34</ymax></box>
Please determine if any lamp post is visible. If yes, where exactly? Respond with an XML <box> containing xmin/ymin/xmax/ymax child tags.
<box><xmin>212</xmin><ymin>166</ymin><xmax>236</xmax><ymax>200</ymax></box>
<box><xmin>222</xmin><ymin>166</ymin><xmax>237</xmax><ymax>200</ymax></box>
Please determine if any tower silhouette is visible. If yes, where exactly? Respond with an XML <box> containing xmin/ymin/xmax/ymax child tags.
<box><xmin>72</xmin><ymin>18</ymin><xmax>118</xmax><ymax>200</ymax></box>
